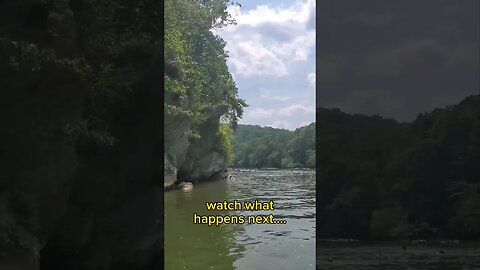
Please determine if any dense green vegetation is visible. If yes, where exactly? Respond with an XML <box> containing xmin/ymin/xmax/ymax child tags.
<box><xmin>163</xmin><ymin>0</ymin><xmax>247</xmax><ymax>182</ymax></box>
<box><xmin>218</xmin><ymin>123</ymin><xmax>235</xmax><ymax>166</ymax></box>
<box><xmin>0</xmin><ymin>0</ymin><xmax>169</xmax><ymax>149</ymax></box>
<box><xmin>2</xmin><ymin>0</ymin><xmax>244</xmax><ymax>174</ymax></box>
<box><xmin>317</xmin><ymin>95</ymin><xmax>480</xmax><ymax>240</ymax></box>
<box><xmin>164</xmin><ymin>0</ymin><xmax>246</xmax><ymax>141</ymax></box>
<box><xmin>232</xmin><ymin>123</ymin><xmax>316</xmax><ymax>168</ymax></box>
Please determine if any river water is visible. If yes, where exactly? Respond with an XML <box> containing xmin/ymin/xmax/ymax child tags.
<box><xmin>317</xmin><ymin>241</ymin><xmax>480</xmax><ymax>269</ymax></box>
<box><xmin>164</xmin><ymin>169</ymin><xmax>316</xmax><ymax>270</ymax></box>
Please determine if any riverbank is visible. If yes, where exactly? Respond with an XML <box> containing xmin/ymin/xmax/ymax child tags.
<box><xmin>164</xmin><ymin>168</ymin><xmax>232</xmax><ymax>191</ymax></box>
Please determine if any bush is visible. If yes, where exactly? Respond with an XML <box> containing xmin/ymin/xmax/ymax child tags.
<box><xmin>218</xmin><ymin>124</ymin><xmax>233</xmax><ymax>166</ymax></box>
<box><xmin>370</xmin><ymin>207</ymin><xmax>412</xmax><ymax>239</ymax></box>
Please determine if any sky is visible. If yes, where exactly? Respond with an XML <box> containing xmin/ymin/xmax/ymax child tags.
<box><xmin>317</xmin><ymin>0</ymin><xmax>479</xmax><ymax>122</ymax></box>
<box><xmin>215</xmin><ymin>0</ymin><xmax>316</xmax><ymax>131</ymax></box>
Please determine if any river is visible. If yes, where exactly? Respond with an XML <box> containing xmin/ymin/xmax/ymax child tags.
<box><xmin>164</xmin><ymin>169</ymin><xmax>316</xmax><ymax>270</ymax></box>
<box><xmin>317</xmin><ymin>241</ymin><xmax>480</xmax><ymax>269</ymax></box>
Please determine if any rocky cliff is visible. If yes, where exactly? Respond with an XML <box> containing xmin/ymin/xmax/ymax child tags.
<box><xmin>164</xmin><ymin>103</ymin><xmax>230</xmax><ymax>190</ymax></box>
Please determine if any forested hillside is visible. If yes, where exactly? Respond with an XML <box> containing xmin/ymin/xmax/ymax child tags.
<box><xmin>232</xmin><ymin>123</ymin><xmax>315</xmax><ymax>168</ymax></box>
<box><xmin>317</xmin><ymin>95</ymin><xmax>480</xmax><ymax>240</ymax></box>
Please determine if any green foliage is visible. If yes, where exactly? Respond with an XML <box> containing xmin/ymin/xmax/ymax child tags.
<box><xmin>164</xmin><ymin>0</ymin><xmax>247</xmax><ymax>169</ymax></box>
<box><xmin>165</xmin><ymin>104</ymin><xmax>192</xmax><ymax>118</ymax></box>
<box><xmin>0</xmin><ymin>0</ymin><xmax>166</xmax><ymax>147</ymax></box>
<box><xmin>306</xmin><ymin>149</ymin><xmax>316</xmax><ymax>168</ymax></box>
<box><xmin>232</xmin><ymin>123</ymin><xmax>315</xmax><ymax>168</ymax></box>
<box><xmin>448</xmin><ymin>182</ymin><xmax>480</xmax><ymax>238</ymax></box>
<box><xmin>164</xmin><ymin>0</ymin><xmax>246</xmax><ymax>125</ymax></box>
<box><xmin>317</xmin><ymin>95</ymin><xmax>480</xmax><ymax>240</ymax></box>
<box><xmin>280</xmin><ymin>157</ymin><xmax>297</xmax><ymax>169</ymax></box>
<box><xmin>218</xmin><ymin>124</ymin><xmax>234</xmax><ymax>166</ymax></box>
<box><xmin>370</xmin><ymin>208</ymin><xmax>411</xmax><ymax>240</ymax></box>
<box><xmin>64</xmin><ymin>120</ymin><xmax>117</xmax><ymax>147</ymax></box>
<box><xmin>2</xmin><ymin>39</ymin><xmax>91</xmax><ymax>77</ymax></box>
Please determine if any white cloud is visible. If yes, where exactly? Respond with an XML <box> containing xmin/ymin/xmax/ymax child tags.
<box><xmin>215</xmin><ymin>0</ymin><xmax>316</xmax><ymax>78</ymax></box>
<box><xmin>279</xmin><ymin>104</ymin><xmax>314</xmax><ymax>117</ymax></box>
<box><xmin>272</xmin><ymin>96</ymin><xmax>292</xmax><ymax>101</ymax></box>
<box><xmin>268</xmin><ymin>120</ymin><xmax>292</xmax><ymax>130</ymax></box>
<box><xmin>260</xmin><ymin>88</ymin><xmax>291</xmax><ymax>101</ymax></box>
<box><xmin>229</xmin><ymin>40</ymin><xmax>289</xmax><ymax>77</ymax></box>
<box><xmin>299</xmin><ymin>121</ymin><xmax>312</xmax><ymax>128</ymax></box>
<box><xmin>307</xmin><ymin>72</ymin><xmax>316</xmax><ymax>87</ymax></box>
<box><xmin>246</xmin><ymin>107</ymin><xmax>274</xmax><ymax>119</ymax></box>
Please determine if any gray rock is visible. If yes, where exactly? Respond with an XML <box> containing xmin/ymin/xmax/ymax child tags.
<box><xmin>176</xmin><ymin>182</ymin><xmax>193</xmax><ymax>192</ymax></box>
<box><xmin>178</xmin><ymin>104</ymin><xmax>229</xmax><ymax>181</ymax></box>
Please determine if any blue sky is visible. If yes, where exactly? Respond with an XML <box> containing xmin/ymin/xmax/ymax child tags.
<box><xmin>214</xmin><ymin>0</ymin><xmax>316</xmax><ymax>130</ymax></box>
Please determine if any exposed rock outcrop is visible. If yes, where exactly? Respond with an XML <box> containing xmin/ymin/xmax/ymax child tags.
<box><xmin>180</xmin><ymin>104</ymin><xmax>229</xmax><ymax>180</ymax></box>
<box><xmin>164</xmin><ymin>104</ymin><xmax>230</xmax><ymax>186</ymax></box>
<box><xmin>164</xmin><ymin>110</ymin><xmax>192</xmax><ymax>167</ymax></box>
<box><xmin>176</xmin><ymin>182</ymin><xmax>193</xmax><ymax>192</ymax></box>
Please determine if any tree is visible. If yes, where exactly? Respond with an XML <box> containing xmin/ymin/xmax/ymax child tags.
<box><xmin>231</xmin><ymin>123</ymin><xmax>315</xmax><ymax>168</ymax></box>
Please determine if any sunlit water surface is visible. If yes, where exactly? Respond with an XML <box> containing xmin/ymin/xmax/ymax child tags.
<box><xmin>164</xmin><ymin>169</ymin><xmax>316</xmax><ymax>270</ymax></box>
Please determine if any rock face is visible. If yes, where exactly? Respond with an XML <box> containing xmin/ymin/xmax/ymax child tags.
<box><xmin>164</xmin><ymin>111</ymin><xmax>192</xmax><ymax>167</ymax></box>
<box><xmin>176</xmin><ymin>182</ymin><xmax>193</xmax><ymax>192</ymax></box>
<box><xmin>165</xmin><ymin>104</ymin><xmax>230</xmax><ymax>186</ymax></box>
<box><xmin>164</xmin><ymin>108</ymin><xmax>192</xmax><ymax>190</ymax></box>
<box><xmin>0</xmin><ymin>86</ymin><xmax>83</xmax><ymax>270</ymax></box>
<box><xmin>181</xmin><ymin>105</ymin><xmax>230</xmax><ymax>180</ymax></box>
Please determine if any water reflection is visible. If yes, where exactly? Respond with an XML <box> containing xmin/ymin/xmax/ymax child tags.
<box><xmin>229</xmin><ymin>170</ymin><xmax>316</xmax><ymax>270</ymax></box>
<box><xmin>165</xmin><ymin>170</ymin><xmax>316</xmax><ymax>270</ymax></box>
<box><xmin>317</xmin><ymin>242</ymin><xmax>480</xmax><ymax>269</ymax></box>
<box><xmin>165</xmin><ymin>180</ymin><xmax>243</xmax><ymax>270</ymax></box>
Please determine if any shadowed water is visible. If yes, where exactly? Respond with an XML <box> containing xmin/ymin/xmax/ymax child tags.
<box><xmin>317</xmin><ymin>240</ymin><xmax>480</xmax><ymax>269</ymax></box>
<box><xmin>164</xmin><ymin>169</ymin><xmax>316</xmax><ymax>270</ymax></box>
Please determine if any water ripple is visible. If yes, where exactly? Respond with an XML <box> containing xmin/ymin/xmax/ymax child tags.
<box><xmin>228</xmin><ymin>170</ymin><xmax>316</xmax><ymax>270</ymax></box>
